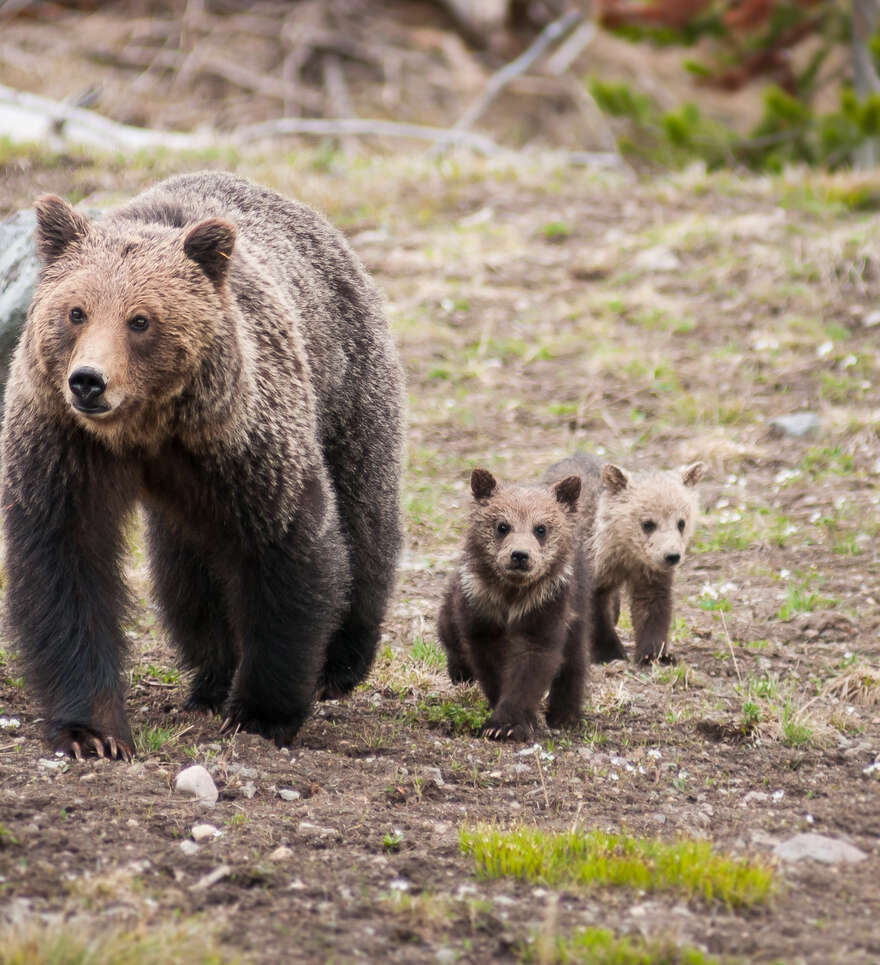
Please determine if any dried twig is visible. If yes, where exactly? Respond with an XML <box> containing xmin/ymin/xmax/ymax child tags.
<box><xmin>430</xmin><ymin>7</ymin><xmax>583</xmax><ymax>154</ymax></box>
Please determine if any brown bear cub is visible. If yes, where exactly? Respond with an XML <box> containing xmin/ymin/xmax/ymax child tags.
<box><xmin>545</xmin><ymin>453</ymin><xmax>704</xmax><ymax>665</ymax></box>
<box><xmin>438</xmin><ymin>467</ymin><xmax>590</xmax><ymax>741</ymax></box>
<box><xmin>1</xmin><ymin>172</ymin><xmax>405</xmax><ymax>759</ymax></box>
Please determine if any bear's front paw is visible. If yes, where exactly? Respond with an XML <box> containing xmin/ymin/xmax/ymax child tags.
<box><xmin>482</xmin><ymin>711</ymin><xmax>536</xmax><ymax>742</ymax></box>
<box><xmin>593</xmin><ymin>632</ymin><xmax>627</xmax><ymax>664</ymax></box>
<box><xmin>447</xmin><ymin>660</ymin><xmax>475</xmax><ymax>685</ymax></box>
<box><xmin>545</xmin><ymin>707</ymin><xmax>583</xmax><ymax>731</ymax></box>
<box><xmin>220</xmin><ymin>700</ymin><xmax>308</xmax><ymax>748</ymax></box>
<box><xmin>637</xmin><ymin>649</ymin><xmax>677</xmax><ymax>666</ymax></box>
<box><xmin>50</xmin><ymin>724</ymin><xmax>133</xmax><ymax>762</ymax></box>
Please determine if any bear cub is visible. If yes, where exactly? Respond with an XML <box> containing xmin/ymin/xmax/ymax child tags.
<box><xmin>546</xmin><ymin>453</ymin><xmax>704</xmax><ymax>665</ymax></box>
<box><xmin>438</xmin><ymin>467</ymin><xmax>590</xmax><ymax>741</ymax></box>
<box><xmin>2</xmin><ymin>172</ymin><xmax>404</xmax><ymax>759</ymax></box>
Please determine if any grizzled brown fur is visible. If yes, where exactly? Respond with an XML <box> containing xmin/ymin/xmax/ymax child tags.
<box><xmin>1</xmin><ymin>172</ymin><xmax>405</xmax><ymax>758</ymax></box>
<box><xmin>438</xmin><ymin>467</ymin><xmax>590</xmax><ymax>741</ymax></box>
<box><xmin>545</xmin><ymin>453</ymin><xmax>704</xmax><ymax>665</ymax></box>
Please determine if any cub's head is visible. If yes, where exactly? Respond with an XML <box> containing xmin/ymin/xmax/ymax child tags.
<box><xmin>599</xmin><ymin>462</ymin><xmax>705</xmax><ymax>574</ymax></box>
<box><xmin>27</xmin><ymin>194</ymin><xmax>237</xmax><ymax>446</ymax></box>
<box><xmin>466</xmin><ymin>468</ymin><xmax>581</xmax><ymax>587</ymax></box>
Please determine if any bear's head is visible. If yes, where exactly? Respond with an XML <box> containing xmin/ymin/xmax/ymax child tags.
<box><xmin>597</xmin><ymin>461</ymin><xmax>705</xmax><ymax>574</ymax></box>
<box><xmin>27</xmin><ymin>195</ymin><xmax>238</xmax><ymax>449</ymax></box>
<box><xmin>465</xmin><ymin>468</ymin><xmax>582</xmax><ymax>590</ymax></box>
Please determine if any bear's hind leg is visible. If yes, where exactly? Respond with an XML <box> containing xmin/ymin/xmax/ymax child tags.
<box><xmin>224</xmin><ymin>492</ymin><xmax>350</xmax><ymax>745</ymax></box>
<box><xmin>146</xmin><ymin>514</ymin><xmax>238</xmax><ymax>713</ymax></box>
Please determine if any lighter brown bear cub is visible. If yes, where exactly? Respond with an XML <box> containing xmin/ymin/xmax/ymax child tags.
<box><xmin>1</xmin><ymin>172</ymin><xmax>405</xmax><ymax>759</ymax></box>
<box><xmin>438</xmin><ymin>468</ymin><xmax>590</xmax><ymax>741</ymax></box>
<box><xmin>546</xmin><ymin>453</ymin><xmax>704</xmax><ymax>664</ymax></box>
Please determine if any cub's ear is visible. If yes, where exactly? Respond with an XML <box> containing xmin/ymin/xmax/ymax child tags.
<box><xmin>470</xmin><ymin>468</ymin><xmax>497</xmax><ymax>502</ymax></box>
<box><xmin>183</xmin><ymin>218</ymin><xmax>236</xmax><ymax>286</ymax></box>
<box><xmin>601</xmin><ymin>463</ymin><xmax>629</xmax><ymax>496</ymax></box>
<box><xmin>34</xmin><ymin>195</ymin><xmax>90</xmax><ymax>264</ymax></box>
<box><xmin>681</xmin><ymin>462</ymin><xmax>706</xmax><ymax>487</ymax></box>
<box><xmin>553</xmin><ymin>474</ymin><xmax>581</xmax><ymax>512</ymax></box>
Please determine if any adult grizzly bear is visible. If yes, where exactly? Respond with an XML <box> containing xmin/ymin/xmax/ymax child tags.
<box><xmin>1</xmin><ymin>172</ymin><xmax>405</xmax><ymax>759</ymax></box>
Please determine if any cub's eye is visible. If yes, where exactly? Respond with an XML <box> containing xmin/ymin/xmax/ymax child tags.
<box><xmin>68</xmin><ymin>307</ymin><xmax>86</xmax><ymax>324</ymax></box>
<box><xmin>677</xmin><ymin>518</ymin><xmax>686</xmax><ymax>533</ymax></box>
<box><xmin>641</xmin><ymin>520</ymin><xmax>657</xmax><ymax>535</ymax></box>
<box><xmin>128</xmin><ymin>315</ymin><xmax>149</xmax><ymax>332</ymax></box>
<box><xmin>496</xmin><ymin>521</ymin><xmax>510</xmax><ymax>536</ymax></box>
<box><xmin>534</xmin><ymin>524</ymin><xmax>547</xmax><ymax>538</ymax></box>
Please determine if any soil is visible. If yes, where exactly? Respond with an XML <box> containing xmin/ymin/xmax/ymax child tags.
<box><xmin>0</xmin><ymin>36</ymin><xmax>879</xmax><ymax>963</ymax></box>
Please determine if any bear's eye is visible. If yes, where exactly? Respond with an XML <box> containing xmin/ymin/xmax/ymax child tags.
<box><xmin>68</xmin><ymin>307</ymin><xmax>86</xmax><ymax>325</ymax></box>
<box><xmin>677</xmin><ymin>518</ymin><xmax>686</xmax><ymax>533</ymax></box>
<box><xmin>641</xmin><ymin>520</ymin><xmax>657</xmax><ymax>534</ymax></box>
<box><xmin>534</xmin><ymin>524</ymin><xmax>547</xmax><ymax>539</ymax></box>
<box><xmin>128</xmin><ymin>315</ymin><xmax>150</xmax><ymax>333</ymax></box>
<box><xmin>496</xmin><ymin>521</ymin><xmax>510</xmax><ymax>537</ymax></box>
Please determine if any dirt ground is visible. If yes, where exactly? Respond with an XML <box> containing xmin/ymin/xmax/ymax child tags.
<box><xmin>0</xmin><ymin>143</ymin><xmax>879</xmax><ymax>964</ymax></box>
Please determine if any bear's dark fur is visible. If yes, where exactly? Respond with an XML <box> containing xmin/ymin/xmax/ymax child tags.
<box><xmin>438</xmin><ymin>467</ymin><xmax>590</xmax><ymax>741</ymax></box>
<box><xmin>1</xmin><ymin>172</ymin><xmax>405</xmax><ymax>758</ymax></box>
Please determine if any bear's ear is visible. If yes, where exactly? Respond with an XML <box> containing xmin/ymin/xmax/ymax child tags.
<box><xmin>183</xmin><ymin>218</ymin><xmax>236</xmax><ymax>286</ymax></box>
<box><xmin>34</xmin><ymin>195</ymin><xmax>90</xmax><ymax>264</ymax></box>
<box><xmin>681</xmin><ymin>462</ymin><xmax>706</xmax><ymax>487</ymax></box>
<box><xmin>601</xmin><ymin>463</ymin><xmax>629</xmax><ymax>496</ymax></box>
<box><xmin>471</xmin><ymin>468</ymin><xmax>497</xmax><ymax>502</ymax></box>
<box><xmin>553</xmin><ymin>474</ymin><xmax>581</xmax><ymax>513</ymax></box>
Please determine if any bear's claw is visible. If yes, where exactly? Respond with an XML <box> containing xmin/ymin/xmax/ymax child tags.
<box><xmin>56</xmin><ymin>727</ymin><xmax>132</xmax><ymax>762</ymax></box>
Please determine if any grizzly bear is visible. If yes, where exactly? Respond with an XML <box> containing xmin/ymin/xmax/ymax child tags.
<box><xmin>545</xmin><ymin>453</ymin><xmax>705</xmax><ymax>665</ymax></box>
<box><xmin>1</xmin><ymin>172</ymin><xmax>405</xmax><ymax>759</ymax></box>
<box><xmin>437</xmin><ymin>467</ymin><xmax>590</xmax><ymax>741</ymax></box>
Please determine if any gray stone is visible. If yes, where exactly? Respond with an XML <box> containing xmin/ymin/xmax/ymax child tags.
<box><xmin>0</xmin><ymin>210</ymin><xmax>37</xmax><ymax>401</ymax></box>
<box><xmin>769</xmin><ymin>412</ymin><xmax>820</xmax><ymax>438</ymax></box>
<box><xmin>191</xmin><ymin>823</ymin><xmax>220</xmax><ymax>842</ymax></box>
<box><xmin>179</xmin><ymin>839</ymin><xmax>200</xmax><ymax>856</ymax></box>
<box><xmin>278</xmin><ymin>788</ymin><xmax>301</xmax><ymax>801</ymax></box>
<box><xmin>773</xmin><ymin>833</ymin><xmax>867</xmax><ymax>864</ymax></box>
<box><xmin>174</xmin><ymin>764</ymin><xmax>219</xmax><ymax>806</ymax></box>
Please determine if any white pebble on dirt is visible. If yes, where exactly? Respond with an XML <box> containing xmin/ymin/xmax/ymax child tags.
<box><xmin>174</xmin><ymin>764</ymin><xmax>219</xmax><ymax>806</ymax></box>
<box><xmin>773</xmin><ymin>833</ymin><xmax>867</xmax><ymax>865</ymax></box>
<box><xmin>191</xmin><ymin>823</ymin><xmax>220</xmax><ymax>842</ymax></box>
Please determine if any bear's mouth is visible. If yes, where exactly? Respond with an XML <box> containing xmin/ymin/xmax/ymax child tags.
<box><xmin>72</xmin><ymin>399</ymin><xmax>112</xmax><ymax>417</ymax></box>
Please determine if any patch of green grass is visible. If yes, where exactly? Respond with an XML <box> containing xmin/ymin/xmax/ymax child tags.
<box><xmin>0</xmin><ymin>918</ymin><xmax>233</xmax><ymax>965</ymax></box>
<box><xmin>416</xmin><ymin>694</ymin><xmax>489</xmax><ymax>735</ymax></box>
<box><xmin>524</xmin><ymin>925</ymin><xmax>723</xmax><ymax>965</ymax></box>
<box><xmin>411</xmin><ymin>636</ymin><xmax>446</xmax><ymax>669</ymax></box>
<box><xmin>460</xmin><ymin>825</ymin><xmax>774</xmax><ymax>908</ymax></box>
<box><xmin>741</xmin><ymin>700</ymin><xmax>761</xmax><ymax>733</ymax></box>
<box><xmin>801</xmin><ymin>446</ymin><xmax>856</xmax><ymax>479</ymax></box>
<box><xmin>383</xmin><ymin>830</ymin><xmax>404</xmax><ymax>852</ymax></box>
<box><xmin>140</xmin><ymin>663</ymin><xmax>181</xmax><ymax>685</ymax></box>
<box><xmin>543</xmin><ymin>220</ymin><xmax>572</xmax><ymax>241</ymax></box>
<box><xmin>133</xmin><ymin>723</ymin><xmax>189</xmax><ymax>756</ymax></box>
<box><xmin>780</xmin><ymin>698</ymin><xmax>813</xmax><ymax>748</ymax></box>
<box><xmin>777</xmin><ymin>580</ymin><xmax>836</xmax><ymax>620</ymax></box>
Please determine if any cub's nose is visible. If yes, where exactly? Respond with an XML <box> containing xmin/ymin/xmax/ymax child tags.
<box><xmin>69</xmin><ymin>366</ymin><xmax>107</xmax><ymax>405</ymax></box>
<box><xmin>664</xmin><ymin>552</ymin><xmax>681</xmax><ymax>566</ymax></box>
<box><xmin>510</xmin><ymin>550</ymin><xmax>530</xmax><ymax>568</ymax></box>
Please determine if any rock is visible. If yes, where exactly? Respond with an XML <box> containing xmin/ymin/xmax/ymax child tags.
<box><xmin>632</xmin><ymin>245</ymin><xmax>681</xmax><ymax>272</ymax></box>
<box><xmin>741</xmin><ymin>791</ymin><xmax>769</xmax><ymax>806</ymax></box>
<box><xmin>773</xmin><ymin>833</ymin><xmax>867</xmax><ymax>864</ymax></box>
<box><xmin>0</xmin><ymin>210</ymin><xmax>38</xmax><ymax>403</ymax></box>
<box><xmin>240</xmin><ymin>781</ymin><xmax>257</xmax><ymax>799</ymax></box>
<box><xmin>268</xmin><ymin>845</ymin><xmax>294</xmax><ymax>861</ymax></box>
<box><xmin>179</xmin><ymin>840</ymin><xmax>200</xmax><ymax>856</ymax></box>
<box><xmin>422</xmin><ymin>766</ymin><xmax>445</xmax><ymax>787</ymax></box>
<box><xmin>191</xmin><ymin>823</ymin><xmax>220</xmax><ymax>842</ymax></box>
<box><xmin>278</xmin><ymin>788</ymin><xmax>301</xmax><ymax>801</ymax></box>
<box><xmin>190</xmin><ymin>864</ymin><xmax>231</xmax><ymax>891</ymax></box>
<box><xmin>769</xmin><ymin>412</ymin><xmax>819</xmax><ymax>438</ymax></box>
<box><xmin>174</xmin><ymin>764</ymin><xmax>219</xmax><ymax>806</ymax></box>
<box><xmin>863</xmin><ymin>309</ymin><xmax>880</xmax><ymax>328</ymax></box>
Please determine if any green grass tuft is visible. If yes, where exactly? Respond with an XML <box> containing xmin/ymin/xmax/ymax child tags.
<box><xmin>523</xmin><ymin>926</ymin><xmax>723</xmax><ymax>965</ymax></box>
<box><xmin>416</xmin><ymin>694</ymin><xmax>489</xmax><ymax>735</ymax></box>
<box><xmin>460</xmin><ymin>824</ymin><xmax>774</xmax><ymax>908</ymax></box>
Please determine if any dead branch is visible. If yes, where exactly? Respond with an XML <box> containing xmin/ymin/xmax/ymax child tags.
<box><xmin>431</xmin><ymin>7</ymin><xmax>584</xmax><ymax>154</ymax></box>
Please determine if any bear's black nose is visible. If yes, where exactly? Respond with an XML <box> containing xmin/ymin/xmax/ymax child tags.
<box><xmin>510</xmin><ymin>550</ymin><xmax>530</xmax><ymax>568</ymax></box>
<box><xmin>69</xmin><ymin>367</ymin><xmax>107</xmax><ymax>405</ymax></box>
<box><xmin>664</xmin><ymin>553</ymin><xmax>681</xmax><ymax>566</ymax></box>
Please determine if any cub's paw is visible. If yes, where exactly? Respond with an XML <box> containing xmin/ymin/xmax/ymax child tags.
<box><xmin>184</xmin><ymin>672</ymin><xmax>231</xmax><ymax>714</ymax></box>
<box><xmin>50</xmin><ymin>724</ymin><xmax>133</xmax><ymax>762</ymax></box>
<box><xmin>482</xmin><ymin>712</ymin><xmax>536</xmax><ymax>742</ymax></box>
<box><xmin>592</xmin><ymin>633</ymin><xmax>627</xmax><ymax>664</ymax></box>
<box><xmin>638</xmin><ymin>650</ymin><xmax>677</xmax><ymax>666</ymax></box>
<box><xmin>219</xmin><ymin>701</ymin><xmax>308</xmax><ymax>748</ymax></box>
<box><xmin>447</xmin><ymin>661</ymin><xmax>475</xmax><ymax>685</ymax></box>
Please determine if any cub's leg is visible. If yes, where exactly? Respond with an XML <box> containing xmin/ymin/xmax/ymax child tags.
<box><xmin>146</xmin><ymin>513</ymin><xmax>238</xmax><ymax>713</ymax></box>
<box><xmin>546</xmin><ymin>618</ymin><xmax>588</xmax><ymax>729</ymax></box>
<box><xmin>592</xmin><ymin>587</ymin><xmax>627</xmax><ymax>662</ymax></box>
<box><xmin>630</xmin><ymin>576</ymin><xmax>675</xmax><ymax>664</ymax></box>
<box><xmin>437</xmin><ymin>584</ymin><xmax>476</xmax><ymax>684</ymax></box>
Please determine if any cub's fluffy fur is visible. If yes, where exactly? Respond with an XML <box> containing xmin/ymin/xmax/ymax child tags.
<box><xmin>545</xmin><ymin>453</ymin><xmax>704</xmax><ymax>664</ymax></box>
<box><xmin>438</xmin><ymin>467</ymin><xmax>590</xmax><ymax>741</ymax></box>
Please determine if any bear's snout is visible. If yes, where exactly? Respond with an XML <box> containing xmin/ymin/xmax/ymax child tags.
<box><xmin>69</xmin><ymin>366</ymin><xmax>110</xmax><ymax>413</ymax></box>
